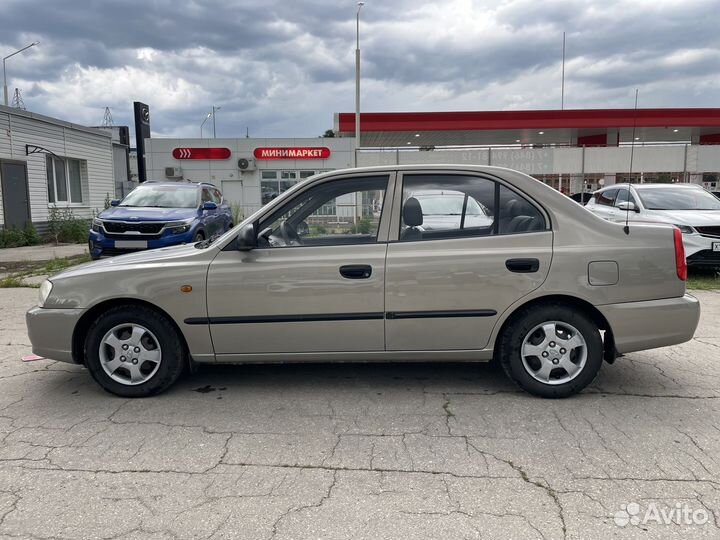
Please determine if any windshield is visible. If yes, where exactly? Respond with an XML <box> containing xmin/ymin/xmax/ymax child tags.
<box><xmin>120</xmin><ymin>186</ymin><xmax>199</xmax><ymax>208</ymax></box>
<box><xmin>417</xmin><ymin>196</ymin><xmax>487</xmax><ymax>216</ymax></box>
<box><xmin>637</xmin><ymin>188</ymin><xmax>720</xmax><ymax>211</ymax></box>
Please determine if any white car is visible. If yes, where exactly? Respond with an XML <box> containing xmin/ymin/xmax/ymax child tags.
<box><xmin>586</xmin><ymin>183</ymin><xmax>720</xmax><ymax>268</ymax></box>
<box><xmin>409</xmin><ymin>190</ymin><xmax>494</xmax><ymax>231</ymax></box>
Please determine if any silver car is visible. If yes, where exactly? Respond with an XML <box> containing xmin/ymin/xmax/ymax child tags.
<box><xmin>586</xmin><ymin>183</ymin><xmax>720</xmax><ymax>268</ymax></box>
<box><xmin>26</xmin><ymin>166</ymin><xmax>700</xmax><ymax>398</ymax></box>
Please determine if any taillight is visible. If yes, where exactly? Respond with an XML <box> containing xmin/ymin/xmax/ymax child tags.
<box><xmin>674</xmin><ymin>227</ymin><xmax>687</xmax><ymax>281</ymax></box>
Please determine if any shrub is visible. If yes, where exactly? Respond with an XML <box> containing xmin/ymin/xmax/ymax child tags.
<box><xmin>0</xmin><ymin>227</ymin><xmax>25</xmax><ymax>248</ymax></box>
<box><xmin>47</xmin><ymin>206</ymin><xmax>90</xmax><ymax>244</ymax></box>
<box><xmin>22</xmin><ymin>224</ymin><xmax>40</xmax><ymax>246</ymax></box>
<box><xmin>352</xmin><ymin>218</ymin><xmax>374</xmax><ymax>235</ymax></box>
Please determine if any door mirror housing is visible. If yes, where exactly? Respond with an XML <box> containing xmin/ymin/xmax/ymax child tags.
<box><xmin>236</xmin><ymin>224</ymin><xmax>257</xmax><ymax>251</ymax></box>
<box><xmin>297</xmin><ymin>221</ymin><xmax>309</xmax><ymax>236</ymax></box>
<box><xmin>617</xmin><ymin>201</ymin><xmax>639</xmax><ymax>213</ymax></box>
<box><xmin>202</xmin><ymin>201</ymin><xmax>218</xmax><ymax>211</ymax></box>
<box><xmin>110</xmin><ymin>199</ymin><xmax>121</xmax><ymax>207</ymax></box>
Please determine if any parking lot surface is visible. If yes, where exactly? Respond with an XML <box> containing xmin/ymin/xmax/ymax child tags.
<box><xmin>1</xmin><ymin>287</ymin><xmax>719</xmax><ymax>539</ymax></box>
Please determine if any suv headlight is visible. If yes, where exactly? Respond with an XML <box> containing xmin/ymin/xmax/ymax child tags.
<box><xmin>91</xmin><ymin>218</ymin><xmax>103</xmax><ymax>232</ymax></box>
<box><xmin>674</xmin><ymin>224</ymin><xmax>695</xmax><ymax>234</ymax></box>
<box><xmin>38</xmin><ymin>280</ymin><xmax>53</xmax><ymax>307</ymax></box>
<box><xmin>165</xmin><ymin>218</ymin><xmax>195</xmax><ymax>234</ymax></box>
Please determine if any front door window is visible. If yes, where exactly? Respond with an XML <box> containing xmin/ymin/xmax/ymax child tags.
<box><xmin>258</xmin><ymin>176</ymin><xmax>388</xmax><ymax>247</ymax></box>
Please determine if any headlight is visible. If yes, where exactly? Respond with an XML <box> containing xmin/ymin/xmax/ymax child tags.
<box><xmin>38</xmin><ymin>280</ymin><xmax>53</xmax><ymax>307</ymax></box>
<box><xmin>165</xmin><ymin>219</ymin><xmax>194</xmax><ymax>234</ymax></box>
<box><xmin>674</xmin><ymin>224</ymin><xmax>695</xmax><ymax>234</ymax></box>
<box><xmin>91</xmin><ymin>218</ymin><xmax>103</xmax><ymax>232</ymax></box>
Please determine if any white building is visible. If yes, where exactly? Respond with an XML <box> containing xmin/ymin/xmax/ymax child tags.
<box><xmin>0</xmin><ymin>105</ymin><xmax>117</xmax><ymax>231</ymax></box>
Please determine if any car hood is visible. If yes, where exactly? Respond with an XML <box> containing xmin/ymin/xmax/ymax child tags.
<box><xmin>99</xmin><ymin>206</ymin><xmax>198</xmax><ymax>222</ymax></box>
<box><xmin>50</xmin><ymin>243</ymin><xmax>210</xmax><ymax>281</ymax></box>
<box><xmin>641</xmin><ymin>209</ymin><xmax>720</xmax><ymax>227</ymax></box>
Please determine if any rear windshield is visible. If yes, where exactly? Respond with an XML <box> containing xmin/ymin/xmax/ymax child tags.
<box><xmin>636</xmin><ymin>188</ymin><xmax>720</xmax><ymax>210</ymax></box>
<box><xmin>120</xmin><ymin>186</ymin><xmax>199</xmax><ymax>208</ymax></box>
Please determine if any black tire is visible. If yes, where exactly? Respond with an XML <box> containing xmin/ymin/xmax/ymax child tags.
<box><xmin>193</xmin><ymin>231</ymin><xmax>205</xmax><ymax>242</ymax></box>
<box><xmin>498</xmin><ymin>303</ymin><xmax>603</xmax><ymax>398</ymax></box>
<box><xmin>84</xmin><ymin>305</ymin><xmax>186</xmax><ymax>397</ymax></box>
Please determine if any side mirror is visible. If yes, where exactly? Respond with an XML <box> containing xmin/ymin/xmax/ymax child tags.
<box><xmin>617</xmin><ymin>201</ymin><xmax>639</xmax><ymax>213</ymax></box>
<box><xmin>110</xmin><ymin>199</ymin><xmax>120</xmax><ymax>207</ymax></box>
<box><xmin>202</xmin><ymin>201</ymin><xmax>218</xmax><ymax>211</ymax></box>
<box><xmin>236</xmin><ymin>224</ymin><xmax>257</xmax><ymax>251</ymax></box>
<box><xmin>297</xmin><ymin>221</ymin><xmax>309</xmax><ymax>236</ymax></box>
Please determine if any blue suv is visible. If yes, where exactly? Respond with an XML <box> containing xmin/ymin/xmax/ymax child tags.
<box><xmin>89</xmin><ymin>182</ymin><xmax>233</xmax><ymax>259</ymax></box>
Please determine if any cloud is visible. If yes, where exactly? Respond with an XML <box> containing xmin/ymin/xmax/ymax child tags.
<box><xmin>1</xmin><ymin>0</ymin><xmax>719</xmax><ymax>142</ymax></box>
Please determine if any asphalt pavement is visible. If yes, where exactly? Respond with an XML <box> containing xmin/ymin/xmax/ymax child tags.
<box><xmin>1</xmin><ymin>287</ymin><xmax>719</xmax><ymax>539</ymax></box>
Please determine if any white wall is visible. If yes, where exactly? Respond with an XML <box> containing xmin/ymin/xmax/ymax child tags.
<box><xmin>145</xmin><ymin>137</ymin><xmax>355</xmax><ymax>212</ymax></box>
<box><xmin>0</xmin><ymin>106</ymin><xmax>115</xmax><ymax>226</ymax></box>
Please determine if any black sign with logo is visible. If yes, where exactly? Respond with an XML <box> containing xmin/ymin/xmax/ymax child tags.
<box><xmin>133</xmin><ymin>102</ymin><xmax>151</xmax><ymax>183</ymax></box>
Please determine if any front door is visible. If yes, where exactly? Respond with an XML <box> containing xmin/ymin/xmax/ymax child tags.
<box><xmin>385</xmin><ymin>171</ymin><xmax>553</xmax><ymax>351</ymax></box>
<box><xmin>206</xmin><ymin>172</ymin><xmax>393</xmax><ymax>356</ymax></box>
<box><xmin>0</xmin><ymin>161</ymin><xmax>31</xmax><ymax>228</ymax></box>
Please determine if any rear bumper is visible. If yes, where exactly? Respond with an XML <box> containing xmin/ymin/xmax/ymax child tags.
<box><xmin>597</xmin><ymin>294</ymin><xmax>700</xmax><ymax>354</ymax></box>
<box><xmin>26</xmin><ymin>306</ymin><xmax>84</xmax><ymax>363</ymax></box>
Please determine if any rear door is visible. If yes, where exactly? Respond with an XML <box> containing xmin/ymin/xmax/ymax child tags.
<box><xmin>205</xmin><ymin>172</ymin><xmax>393</xmax><ymax>356</ymax></box>
<box><xmin>589</xmin><ymin>188</ymin><xmax>619</xmax><ymax>221</ymax></box>
<box><xmin>384</xmin><ymin>171</ymin><xmax>552</xmax><ymax>351</ymax></box>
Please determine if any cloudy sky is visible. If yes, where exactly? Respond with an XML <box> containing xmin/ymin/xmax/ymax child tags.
<box><xmin>2</xmin><ymin>0</ymin><xmax>719</xmax><ymax>142</ymax></box>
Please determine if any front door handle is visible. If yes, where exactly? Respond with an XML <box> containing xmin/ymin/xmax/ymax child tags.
<box><xmin>339</xmin><ymin>264</ymin><xmax>372</xmax><ymax>279</ymax></box>
<box><xmin>505</xmin><ymin>258</ymin><xmax>539</xmax><ymax>273</ymax></box>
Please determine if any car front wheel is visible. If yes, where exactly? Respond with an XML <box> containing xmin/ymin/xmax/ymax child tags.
<box><xmin>84</xmin><ymin>305</ymin><xmax>185</xmax><ymax>397</ymax></box>
<box><xmin>498</xmin><ymin>304</ymin><xmax>603</xmax><ymax>398</ymax></box>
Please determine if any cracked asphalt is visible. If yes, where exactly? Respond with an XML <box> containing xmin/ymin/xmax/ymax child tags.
<box><xmin>1</xmin><ymin>288</ymin><xmax>719</xmax><ymax>539</ymax></box>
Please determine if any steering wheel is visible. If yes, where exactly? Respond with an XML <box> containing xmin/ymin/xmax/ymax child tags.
<box><xmin>279</xmin><ymin>220</ymin><xmax>302</xmax><ymax>246</ymax></box>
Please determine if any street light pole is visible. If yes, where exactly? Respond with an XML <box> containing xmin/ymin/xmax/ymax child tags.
<box><xmin>200</xmin><ymin>112</ymin><xmax>211</xmax><ymax>138</ymax></box>
<box><xmin>3</xmin><ymin>42</ymin><xmax>39</xmax><ymax>106</ymax></box>
<box><xmin>355</xmin><ymin>2</ymin><xmax>364</xmax><ymax>164</ymax></box>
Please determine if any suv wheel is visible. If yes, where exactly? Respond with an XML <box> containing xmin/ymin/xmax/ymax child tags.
<box><xmin>498</xmin><ymin>304</ymin><xmax>603</xmax><ymax>398</ymax></box>
<box><xmin>84</xmin><ymin>305</ymin><xmax>185</xmax><ymax>397</ymax></box>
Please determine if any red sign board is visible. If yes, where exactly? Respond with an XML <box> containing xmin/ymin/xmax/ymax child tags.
<box><xmin>253</xmin><ymin>147</ymin><xmax>331</xmax><ymax>160</ymax></box>
<box><xmin>172</xmin><ymin>147</ymin><xmax>231</xmax><ymax>160</ymax></box>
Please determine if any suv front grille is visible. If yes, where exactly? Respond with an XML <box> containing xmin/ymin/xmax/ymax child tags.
<box><xmin>102</xmin><ymin>221</ymin><xmax>165</xmax><ymax>234</ymax></box>
<box><xmin>696</xmin><ymin>226</ymin><xmax>720</xmax><ymax>238</ymax></box>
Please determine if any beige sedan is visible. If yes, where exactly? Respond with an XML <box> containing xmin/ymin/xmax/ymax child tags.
<box><xmin>27</xmin><ymin>165</ymin><xmax>700</xmax><ymax>398</ymax></box>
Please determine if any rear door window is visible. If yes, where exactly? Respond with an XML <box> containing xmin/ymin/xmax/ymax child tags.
<box><xmin>399</xmin><ymin>174</ymin><xmax>546</xmax><ymax>242</ymax></box>
<box><xmin>595</xmin><ymin>189</ymin><xmax>618</xmax><ymax>206</ymax></box>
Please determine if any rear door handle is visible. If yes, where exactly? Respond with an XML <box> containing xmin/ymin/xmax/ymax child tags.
<box><xmin>339</xmin><ymin>264</ymin><xmax>372</xmax><ymax>279</ymax></box>
<box><xmin>505</xmin><ymin>258</ymin><xmax>539</xmax><ymax>273</ymax></box>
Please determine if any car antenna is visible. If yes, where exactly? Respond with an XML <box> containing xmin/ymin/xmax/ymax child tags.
<box><xmin>624</xmin><ymin>88</ymin><xmax>639</xmax><ymax>235</ymax></box>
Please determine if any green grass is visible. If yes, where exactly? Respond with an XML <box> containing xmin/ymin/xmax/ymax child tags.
<box><xmin>0</xmin><ymin>254</ymin><xmax>92</xmax><ymax>288</ymax></box>
<box><xmin>0</xmin><ymin>276</ymin><xmax>27</xmax><ymax>288</ymax></box>
<box><xmin>687</xmin><ymin>271</ymin><xmax>720</xmax><ymax>290</ymax></box>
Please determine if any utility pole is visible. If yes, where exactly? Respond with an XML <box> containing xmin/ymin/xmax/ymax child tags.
<box><xmin>212</xmin><ymin>105</ymin><xmax>217</xmax><ymax>138</ymax></box>
<box><xmin>355</xmin><ymin>2</ymin><xmax>364</xmax><ymax>164</ymax></box>
<box><xmin>561</xmin><ymin>32</ymin><xmax>566</xmax><ymax>110</ymax></box>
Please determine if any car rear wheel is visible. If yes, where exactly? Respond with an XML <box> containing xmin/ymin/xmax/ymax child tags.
<box><xmin>84</xmin><ymin>305</ymin><xmax>185</xmax><ymax>397</ymax></box>
<box><xmin>498</xmin><ymin>304</ymin><xmax>603</xmax><ymax>398</ymax></box>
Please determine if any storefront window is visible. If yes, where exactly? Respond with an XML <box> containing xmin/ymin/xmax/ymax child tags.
<box><xmin>261</xmin><ymin>170</ymin><xmax>327</xmax><ymax>205</ymax></box>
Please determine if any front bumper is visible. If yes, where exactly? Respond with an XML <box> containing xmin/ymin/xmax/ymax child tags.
<box><xmin>88</xmin><ymin>227</ymin><xmax>196</xmax><ymax>258</ymax></box>
<box><xmin>597</xmin><ymin>293</ymin><xmax>700</xmax><ymax>355</ymax></box>
<box><xmin>26</xmin><ymin>305</ymin><xmax>85</xmax><ymax>363</ymax></box>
